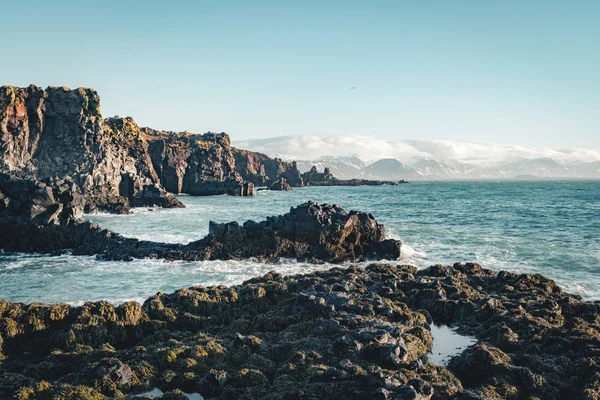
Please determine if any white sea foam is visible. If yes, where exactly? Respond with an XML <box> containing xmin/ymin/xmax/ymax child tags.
<box><xmin>2</xmin><ymin>182</ymin><xmax>599</xmax><ymax>304</ymax></box>
<box><xmin>399</xmin><ymin>244</ymin><xmax>427</xmax><ymax>259</ymax></box>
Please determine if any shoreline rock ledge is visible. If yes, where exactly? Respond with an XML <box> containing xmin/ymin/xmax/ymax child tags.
<box><xmin>1</xmin><ymin>263</ymin><xmax>599</xmax><ymax>399</ymax></box>
<box><xmin>0</xmin><ymin>178</ymin><xmax>402</xmax><ymax>262</ymax></box>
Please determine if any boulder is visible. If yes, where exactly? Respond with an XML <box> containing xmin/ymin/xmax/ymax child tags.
<box><xmin>0</xmin><ymin>172</ymin><xmax>84</xmax><ymax>225</ymax></box>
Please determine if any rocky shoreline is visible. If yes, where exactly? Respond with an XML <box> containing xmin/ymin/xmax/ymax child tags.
<box><xmin>1</xmin><ymin>263</ymin><xmax>598</xmax><ymax>399</ymax></box>
<box><xmin>0</xmin><ymin>175</ymin><xmax>402</xmax><ymax>262</ymax></box>
<box><xmin>1</xmin><ymin>84</ymin><xmax>595</xmax><ymax>399</ymax></box>
<box><xmin>0</xmin><ymin>85</ymin><xmax>396</xmax><ymax>213</ymax></box>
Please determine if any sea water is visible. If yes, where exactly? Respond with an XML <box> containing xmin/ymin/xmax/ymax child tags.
<box><xmin>1</xmin><ymin>181</ymin><xmax>599</xmax><ymax>304</ymax></box>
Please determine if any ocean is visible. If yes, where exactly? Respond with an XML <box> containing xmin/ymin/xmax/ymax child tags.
<box><xmin>1</xmin><ymin>181</ymin><xmax>599</xmax><ymax>304</ymax></box>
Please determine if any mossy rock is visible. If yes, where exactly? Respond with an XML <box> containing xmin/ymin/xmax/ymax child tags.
<box><xmin>227</xmin><ymin>368</ymin><xmax>269</xmax><ymax>388</ymax></box>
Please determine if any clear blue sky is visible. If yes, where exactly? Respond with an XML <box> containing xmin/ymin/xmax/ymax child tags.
<box><xmin>2</xmin><ymin>0</ymin><xmax>598</xmax><ymax>147</ymax></box>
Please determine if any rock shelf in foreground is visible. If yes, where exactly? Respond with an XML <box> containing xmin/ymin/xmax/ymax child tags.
<box><xmin>0</xmin><ymin>263</ymin><xmax>598</xmax><ymax>399</ymax></box>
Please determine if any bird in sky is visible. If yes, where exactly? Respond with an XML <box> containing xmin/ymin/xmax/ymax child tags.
<box><xmin>350</xmin><ymin>86</ymin><xmax>357</xmax><ymax>90</ymax></box>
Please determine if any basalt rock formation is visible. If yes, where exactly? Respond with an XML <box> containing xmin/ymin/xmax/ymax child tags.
<box><xmin>0</xmin><ymin>85</ymin><xmax>184</xmax><ymax>213</ymax></box>
<box><xmin>203</xmin><ymin>201</ymin><xmax>401</xmax><ymax>262</ymax></box>
<box><xmin>2</xmin><ymin>84</ymin><xmax>402</xmax><ymax>213</ymax></box>
<box><xmin>0</xmin><ymin>200</ymin><xmax>402</xmax><ymax>263</ymax></box>
<box><xmin>302</xmin><ymin>166</ymin><xmax>401</xmax><ymax>186</ymax></box>
<box><xmin>232</xmin><ymin>148</ymin><xmax>303</xmax><ymax>187</ymax></box>
<box><xmin>144</xmin><ymin>130</ymin><xmax>304</xmax><ymax>196</ymax></box>
<box><xmin>0</xmin><ymin>171</ymin><xmax>84</xmax><ymax>225</ymax></box>
<box><xmin>145</xmin><ymin>130</ymin><xmax>244</xmax><ymax>196</ymax></box>
<box><xmin>1</xmin><ymin>263</ymin><xmax>598</xmax><ymax>399</ymax></box>
<box><xmin>0</xmin><ymin>85</ymin><xmax>307</xmax><ymax>212</ymax></box>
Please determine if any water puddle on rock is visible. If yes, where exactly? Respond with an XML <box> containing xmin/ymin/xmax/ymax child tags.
<box><xmin>427</xmin><ymin>324</ymin><xmax>477</xmax><ymax>366</ymax></box>
<box><xmin>138</xmin><ymin>388</ymin><xmax>204</xmax><ymax>399</ymax></box>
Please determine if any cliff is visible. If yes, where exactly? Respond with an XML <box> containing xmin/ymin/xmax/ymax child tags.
<box><xmin>144</xmin><ymin>129</ymin><xmax>244</xmax><ymax>196</ymax></box>
<box><xmin>144</xmin><ymin>129</ymin><xmax>304</xmax><ymax>195</ymax></box>
<box><xmin>232</xmin><ymin>148</ymin><xmax>303</xmax><ymax>187</ymax></box>
<box><xmin>0</xmin><ymin>85</ymin><xmax>183</xmax><ymax>212</ymax></box>
<box><xmin>0</xmin><ymin>85</ymin><xmax>308</xmax><ymax>211</ymax></box>
<box><xmin>1</xmin><ymin>84</ymin><xmax>399</xmax><ymax>213</ymax></box>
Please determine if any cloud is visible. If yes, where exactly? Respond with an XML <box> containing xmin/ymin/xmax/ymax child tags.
<box><xmin>233</xmin><ymin>134</ymin><xmax>600</xmax><ymax>164</ymax></box>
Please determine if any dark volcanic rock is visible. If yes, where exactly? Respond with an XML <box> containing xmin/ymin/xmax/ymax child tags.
<box><xmin>202</xmin><ymin>201</ymin><xmax>401</xmax><ymax>262</ymax></box>
<box><xmin>144</xmin><ymin>130</ymin><xmax>305</xmax><ymax>196</ymax></box>
<box><xmin>0</xmin><ymin>201</ymin><xmax>401</xmax><ymax>263</ymax></box>
<box><xmin>0</xmin><ymin>172</ymin><xmax>84</xmax><ymax>225</ymax></box>
<box><xmin>268</xmin><ymin>177</ymin><xmax>292</xmax><ymax>191</ymax></box>
<box><xmin>302</xmin><ymin>166</ymin><xmax>402</xmax><ymax>186</ymax></box>
<box><xmin>0</xmin><ymin>85</ymin><xmax>307</xmax><ymax>211</ymax></box>
<box><xmin>232</xmin><ymin>148</ymin><xmax>304</xmax><ymax>187</ymax></box>
<box><xmin>2</xmin><ymin>84</ymin><xmax>386</xmax><ymax>212</ymax></box>
<box><xmin>0</xmin><ymin>266</ymin><xmax>454</xmax><ymax>400</ymax></box>
<box><xmin>0</xmin><ymin>86</ymin><xmax>184</xmax><ymax>213</ymax></box>
<box><xmin>1</xmin><ymin>263</ymin><xmax>597</xmax><ymax>399</ymax></box>
<box><xmin>146</xmin><ymin>130</ymin><xmax>245</xmax><ymax>196</ymax></box>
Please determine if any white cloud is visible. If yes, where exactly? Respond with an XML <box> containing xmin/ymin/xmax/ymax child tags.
<box><xmin>233</xmin><ymin>133</ymin><xmax>600</xmax><ymax>164</ymax></box>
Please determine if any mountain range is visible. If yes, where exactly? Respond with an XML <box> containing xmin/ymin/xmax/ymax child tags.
<box><xmin>234</xmin><ymin>134</ymin><xmax>600</xmax><ymax>180</ymax></box>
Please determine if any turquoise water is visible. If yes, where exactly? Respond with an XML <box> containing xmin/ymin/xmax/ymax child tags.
<box><xmin>1</xmin><ymin>181</ymin><xmax>599</xmax><ymax>304</ymax></box>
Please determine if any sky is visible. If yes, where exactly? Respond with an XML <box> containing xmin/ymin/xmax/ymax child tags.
<box><xmin>1</xmin><ymin>0</ymin><xmax>599</xmax><ymax>148</ymax></box>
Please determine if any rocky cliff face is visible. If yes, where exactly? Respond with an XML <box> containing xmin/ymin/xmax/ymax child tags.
<box><xmin>144</xmin><ymin>130</ymin><xmax>304</xmax><ymax>196</ymax></box>
<box><xmin>232</xmin><ymin>148</ymin><xmax>303</xmax><ymax>187</ymax></box>
<box><xmin>0</xmin><ymin>85</ymin><xmax>184</xmax><ymax>213</ymax></box>
<box><xmin>145</xmin><ymin>130</ymin><xmax>245</xmax><ymax>196</ymax></box>
<box><xmin>0</xmin><ymin>84</ymin><xmax>308</xmax><ymax>211</ymax></box>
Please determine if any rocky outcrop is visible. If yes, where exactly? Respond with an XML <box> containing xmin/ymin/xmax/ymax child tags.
<box><xmin>232</xmin><ymin>148</ymin><xmax>303</xmax><ymax>187</ymax></box>
<box><xmin>0</xmin><ymin>201</ymin><xmax>402</xmax><ymax>263</ymax></box>
<box><xmin>3</xmin><ymin>84</ymin><xmax>393</xmax><ymax>212</ymax></box>
<box><xmin>1</xmin><ymin>263</ymin><xmax>599</xmax><ymax>399</ymax></box>
<box><xmin>0</xmin><ymin>172</ymin><xmax>84</xmax><ymax>225</ymax></box>
<box><xmin>302</xmin><ymin>166</ymin><xmax>402</xmax><ymax>186</ymax></box>
<box><xmin>0</xmin><ymin>85</ymin><xmax>307</xmax><ymax>212</ymax></box>
<box><xmin>0</xmin><ymin>85</ymin><xmax>184</xmax><ymax>213</ymax></box>
<box><xmin>268</xmin><ymin>177</ymin><xmax>292</xmax><ymax>191</ymax></box>
<box><xmin>144</xmin><ymin>131</ymin><xmax>305</xmax><ymax>196</ymax></box>
<box><xmin>404</xmin><ymin>262</ymin><xmax>600</xmax><ymax>399</ymax></box>
<box><xmin>0</xmin><ymin>265</ymin><xmax>442</xmax><ymax>400</ymax></box>
<box><xmin>202</xmin><ymin>201</ymin><xmax>401</xmax><ymax>262</ymax></box>
<box><xmin>145</xmin><ymin>130</ymin><xmax>245</xmax><ymax>196</ymax></box>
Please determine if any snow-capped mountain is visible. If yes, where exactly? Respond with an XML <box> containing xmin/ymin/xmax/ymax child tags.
<box><xmin>481</xmin><ymin>158</ymin><xmax>578</xmax><ymax>179</ymax></box>
<box><xmin>570</xmin><ymin>161</ymin><xmax>600</xmax><ymax>178</ymax></box>
<box><xmin>233</xmin><ymin>134</ymin><xmax>600</xmax><ymax>180</ymax></box>
<box><xmin>410</xmin><ymin>159</ymin><xmax>466</xmax><ymax>179</ymax></box>
<box><xmin>362</xmin><ymin>159</ymin><xmax>421</xmax><ymax>180</ymax></box>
